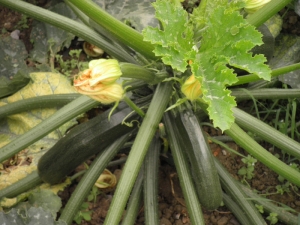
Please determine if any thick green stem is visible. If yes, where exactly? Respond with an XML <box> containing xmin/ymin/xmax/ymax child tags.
<box><xmin>63</xmin><ymin>0</ymin><xmax>90</xmax><ymax>26</ymax></box>
<box><xmin>103</xmin><ymin>82</ymin><xmax>173</xmax><ymax>225</ymax></box>
<box><xmin>0</xmin><ymin>96</ymin><xmax>98</xmax><ymax>163</ymax></box>
<box><xmin>231</xmin><ymin>88</ymin><xmax>300</xmax><ymax>100</ymax></box>
<box><xmin>233</xmin><ymin>63</ymin><xmax>300</xmax><ymax>86</ymax></box>
<box><xmin>0</xmin><ymin>94</ymin><xmax>80</xmax><ymax>119</ymax></box>
<box><xmin>120</xmin><ymin>63</ymin><xmax>167</xmax><ymax>84</ymax></box>
<box><xmin>143</xmin><ymin>136</ymin><xmax>160</xmax><ymax>225</ymax></box>
<box><xmin>121</xmin><ymin>170</ymin><xmax>144</xmax><ymax>225</ymax></box>
<box><xmin>225</xmin><ymin>123</ymin><xmax>300</xmax><ymax>187</ymax></box>
<box><xmin>239</xmin><ymin>183</ymin><xmax>298</xmax><ymax>225</ymax></box>
<box><xmin>164</xmin><ymin>112</ymin><xmax>205</xmax><ymax>225</ymax></box>
<box><xmin>0</xmin><ymin>171</ymin><xmax>42</xmax><ymax>200</ymax></box>
<box><xmin>246</xmin><ymin>0</ymin><xmax>293</xmax><ymax>27</ymax></box>
<box><xmin>66</xmin><ymin>0</ymin><xmax>156</xmax><ymax>60</ymax></box>
<box><xmin>215</xmin><ymin>159</ymin><xmax>266</xmax><ymax>225</ymax></box>
<box><xmin>233</xmin><ymin>107</ymin><xmax>300</xmax><ymax>160</ymax></box>
<box><xmin>0</xmin><ymin>0</ymin><xmax>135</xmax><ymax>63</ymax></box>
<box><xmin>222</xmin><ymin>193</ymin><xmax>252</xmax><ymax>225</ymax></box>
<box><xmin>123</xmin><ymin>96</ymin><xmax>145</xmax><ymax>118</ymax></box>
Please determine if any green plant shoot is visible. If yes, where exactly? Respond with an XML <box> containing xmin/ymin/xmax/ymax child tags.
<box><xmin>143</xmin><ymin>0</ymin><xmax>271</xmax><ymax>131</ymax></box>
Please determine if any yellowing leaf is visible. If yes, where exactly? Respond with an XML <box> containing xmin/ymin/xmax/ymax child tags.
<box><xmin>0</xmin><ymin>72</ymin><xmax>76</xmax><ymax>190</ymax></box>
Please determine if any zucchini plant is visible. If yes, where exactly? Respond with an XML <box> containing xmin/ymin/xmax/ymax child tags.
<box><xmin>1</xmin><ymin>0</ymin><xmax>300</xmax><ymax>224</ymax></box>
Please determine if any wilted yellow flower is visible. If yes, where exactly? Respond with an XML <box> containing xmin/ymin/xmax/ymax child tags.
<box><xmin>83</xmin><ymin>42</ymin><xmax>104</xmax><ymax>57</ymax></box>
<box><xmin>181</xmin><ymin>74</ymin><xmax>202</xmax><ymax>101</ymax></box>
<box><xmin>94</xmin><ymin>169</ymin><xmax>117</xmax><ymax>189</ymax></box>
<box><xmin>74</xmin><ymin>59</ymin><xmax>124</xmax><ymax>104</ymax></box>
<box><xmin>245</xmin><ymin>0</ymin><xmax>271</xmax><ymax>14</ymax></box>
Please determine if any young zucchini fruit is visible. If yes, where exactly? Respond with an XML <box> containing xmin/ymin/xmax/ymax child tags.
<box><xmin>174</xmin><ymin>109</ymin><xmax>222</xmax><ymax>210</ymax></box>
<box><xmin>38</xmin><ymin>104</ymin><xmax>138</xmax><ymax>184</ymax></box>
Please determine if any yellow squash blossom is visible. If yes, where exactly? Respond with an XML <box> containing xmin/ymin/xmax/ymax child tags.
<box><xmin>74</xmin><ymin>59</ymin><xmax>124</xmax><ymax>104</ymax></box>
<box><xmin>74</xmin><ymin>59</ymin><xmax>122</xmax><ymax>87</ymax></box>
<box><xmin>245</xmin><ymin>0</ymin><xmax>271</xmax><ymax>14</ymax></box>
<box><xmin>181</xmin><ymin>74</ymin><xmax>202</xmax><ymax>101</ymax></box>
<box><xmin>86</xmin><ymin>83</ymin><xmax>124</xmax><ymax>104</ymax></box>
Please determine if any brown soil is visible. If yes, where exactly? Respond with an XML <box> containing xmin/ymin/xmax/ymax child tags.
<box><xmin>1</xmin><ymin>2</ymin><xmax>300</xmax><ymax>225</ymax></box>
<box><xmin>57</xmin><ymin>136</ymin><xmax>300</xmax><ymax>225</ymax></box>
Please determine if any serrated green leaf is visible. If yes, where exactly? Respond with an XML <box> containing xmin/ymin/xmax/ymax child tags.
<box><xmin>143</xmin><ymin>0</ymin><xmax>194</xmax><ymax>72</ymax></box>
<box><xmin>0</xmin><ymin>36</ymin><xmax>30</xmax><ymax>98</ymax></box>
<box><xmin>143</xmin><ymin>0</ymin><xmax>272</xmax><ymax>131</ymax></box>
<box><xmin>191</xmin><ymin>4</ymin><xmax>271</xmax><ymax>130</ymax></box>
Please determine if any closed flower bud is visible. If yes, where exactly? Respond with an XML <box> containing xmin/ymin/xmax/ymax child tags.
<box><xmin>83</xmin><ymin>42</ymin><xmax>104</xmax><ymax>57</ymax></box>
<box><xmin>181</xmin><ymin>74</ymin><xmax>202</xmax><ymax>101</ymax></box>
<box><xmin>245</xmin><ymin>0</ymin><xmax>271</xmax><ymax>14</ymax></box>
<box><xmin>94</xmin><ymin>169</ymin><xmax>117</xmax><ymax>189</ymax></box>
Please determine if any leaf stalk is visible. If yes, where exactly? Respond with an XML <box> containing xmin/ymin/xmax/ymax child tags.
<box><xmin>103</xmin><ymin>81</ymin><xmax>173</xmax><ymax>225</ymax></box>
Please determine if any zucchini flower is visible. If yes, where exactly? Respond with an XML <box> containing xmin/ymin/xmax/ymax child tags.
<box><xmin>74</xmin><ymin>59</ymin><xmax>122</xmax><ymax>86</ymax></box>
<box><xmin>94</xmin><ymin>169</ymin><xmax>117</xmax><ymax>189</ymax></box>
<box><xmin>245</xmin><ymin>0</ymin><xmax>271</xmax><ymax>14</ymax></box>
<box><xmin>87</xmin><ymin>83</ymin><xmax>123</xmax><ymax>104</ymax></box>
<box><xmin>83</xmin><ymin>42</ymin><xmax>104</xmax><ymax>57</ymax></box>
<box><xmin>74</xmin><ymin>59</ymin><xmax>124</xmax><ymax>104</ymax></box>
<box><xmin>181</xmin><ymin>74</ymin><xmax>202</xmax><ymax>101</ymax></box>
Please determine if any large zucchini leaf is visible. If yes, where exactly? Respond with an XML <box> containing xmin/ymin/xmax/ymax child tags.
<box><xmin>269</xmin><ymin>35</ymin><xmax>300</xmax><ymax>88</ymax></box>
<box><xmin>0</xmin><ymin>206</ymin><xmax>66</xmax><ymax>225</ymax></box>
<box><xmin>0</xmin><ymin>36</ymin><xmax>30</xmax><ymax>98</ymax></box>
<box><xmin>29</xmin><ymin>2</ymin><xmax>78</xmax><ymax>64</ymax></box>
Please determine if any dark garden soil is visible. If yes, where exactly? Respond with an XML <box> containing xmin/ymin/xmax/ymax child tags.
<box><xmin>1</xmin><ymin>1</ymin><xmax>300</xmax><ymax>225</ymax></box>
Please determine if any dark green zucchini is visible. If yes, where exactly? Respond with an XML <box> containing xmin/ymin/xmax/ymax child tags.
<box><xmin>174</xmin><ymin>109</ymin><xmax>222</xmax><ymax>210</ymax></box>
<box><xmin>38</xmin><ymin>104</ymin><xmax>138</xmax><ymax>184</ymax></box>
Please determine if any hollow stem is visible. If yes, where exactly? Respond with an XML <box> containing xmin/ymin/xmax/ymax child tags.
<box><xmin>0</xmin><ymin>0</ymin><xmax>136</xmax><ymax>63</ymax></box>
<box><xmin>123</xmin><ymin>96</ymin><xmax>145</xmax><ymax>118</ymax></box>
<box><xmin>59</xmin><ymin>133</ymin><xmax>131</xmax><ymax>225</ymax></box>
<box><xmin>225</xmin><ymin>123</ymin><xmax>300</xmax><ymax>187</ymax></box>
<box><xmin>120</xmin><ymin>63</ymin><xmax>168</xmax><ymax>84</ymax></box>
<box><xmin>246</xmin><ymin>0</ymin><xmax>293</xmax><ymax>27</ymax></box>
<box><xmin>66</xmin><ymin>0</ymin><xmax>156</xmax><ymax>60</ymax></box>
<box><xmin>0</xmin><ymin>94</ymin><xmax>80</xmax><ymax>119</ymax></box>
<box><xmin>233</xmin><ymin>63</ymin><xmax>300</xmax><ymax>86</ymax></box>
<box><xmin>233</xmin><ymin>107</ymin><xmax>300</xmax><ymax>160</ymax></box>
<box><xmin>231</xmin><ymin>88</ymin><xmax>300</xmax><ymax>100</ymax></box>
<box><xmin>104</xmin><ymin>81</ymin><xmax>173</xmax><ymax>225</ymax></box>
<box><xmin>0</xmin><ymin>96</ymin><xmax>98</xmax><ymax>162</ymax></box>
